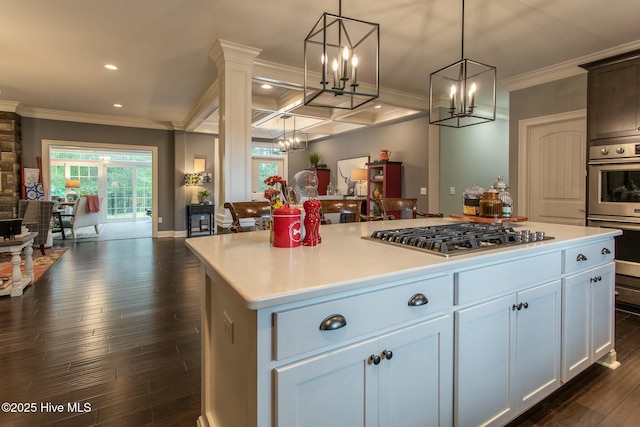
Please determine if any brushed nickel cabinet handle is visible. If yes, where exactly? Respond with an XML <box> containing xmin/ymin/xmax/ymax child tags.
<box><xmin>319</xmin><ymin>314</ymin><xmax>347</xmax><ymax>331</ymax></box>
<box><xmin>408</xmin><ymin>293</ymin><xmax>429</xmax><ymax>306</ymax></box>
<box><xmin>601</xmin><ymin>247</ymin><xmax>611</xmax><ymax>255</ymax></box>
<box><xmin>576</xmin><ymin>254</ymin><xmax>588</xmax><ymax>261</ymax></box>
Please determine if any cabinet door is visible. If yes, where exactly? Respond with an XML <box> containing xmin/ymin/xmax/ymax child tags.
<box><xmin>562</xmin><ymin>270</ymin><xmax>591</xmax><ymax>382</ymax></box>
<box><xmin>591</xmin><ymin>263</ymin><xmax>615</xmax><ymax>361</ymax></box>
<box><xmin>515</xmin><ymin>280</ymin><xmax>561</xmax><ymax>412</ymax></box>
<box><xmin>455</xmin><ymin>294</ymin><xmax>516</xmax><ymax>427</ymax></box>
<box><xmin>378</xmin><ymin>315</ymin><xmax>453</xmax><ymax>427</ymax></box>
<box><xmin>275</xmin><ymin>338</ymin><xmax>378</xmax><ymax>427</ymax></box>
<box><xmin>588</xmin><ymin>59</ymin><xmax>640</xmax><ymax>140</ymax></box>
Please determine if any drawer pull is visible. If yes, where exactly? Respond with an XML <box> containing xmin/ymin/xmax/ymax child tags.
<box><xmin>408</xmin><ymin>293</ymin><xmax>429</xmax><ymax>306</ymax></box>
<box><xmin>601</xmin><ymin>247</ymin><xmax>611</xmax><ymax>255</ymax></box>
<box><xmin>382</xmin><ymin>349</ymin><xmax>393</xmax><ymax>360</ymax></box>
<box><xmin>319</xmin><ymin>314</ymin><xmax>347</xmax><ymax>331</ymax></box>
<box><xmin>369</xmin><ymin>354</ymin><xmax>381</xmax><ymax>365</ymax></box>
<box><xmin>576</xmin><ymin>254</ymin><xmax>588</xmax><ymax>262</ymax></box>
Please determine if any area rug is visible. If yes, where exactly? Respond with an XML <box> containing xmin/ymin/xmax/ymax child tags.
<box><xmin>0</xmin><ymin>247</ymin><xmax>68</xmax><ymax>286</ymax></box>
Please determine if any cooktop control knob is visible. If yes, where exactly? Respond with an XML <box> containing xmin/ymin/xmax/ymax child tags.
<box><xmin>616</xmin><ymin>147</ymin><xmax>625</xmax><ymax>154</ymax></box>
<box><xmin>600</xmin><ymin>148</ymin><xmax>609</xmax><ymax>155</ymax></box>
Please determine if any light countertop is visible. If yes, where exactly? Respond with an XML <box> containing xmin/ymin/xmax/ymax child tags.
<box><xmin>186</xmin><ymin>219</ymin><xmax>621</xmax><ymax>309</ymax></box>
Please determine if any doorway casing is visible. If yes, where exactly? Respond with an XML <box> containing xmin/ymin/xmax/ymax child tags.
<box><xmin>41</xmin><ymin>139</ymin><xmax>159</xmax><ymax>238</ymax></box>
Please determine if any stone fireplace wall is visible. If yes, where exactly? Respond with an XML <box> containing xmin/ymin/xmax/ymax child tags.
<box><xmin>0</xmin><ymin>112</ymin><xmax>22</xmax><ymax>219</ymax></box>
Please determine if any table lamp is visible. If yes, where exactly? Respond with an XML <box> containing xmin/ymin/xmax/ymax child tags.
<box><xmin>350</xmin><ymin>168</ymin><xmax>368</xmax><ymax>197</ymax></box>
<box><xmin>65</xmin><ymin>179</ymin><xmax>81</xmax><ymax>199</ymax></box>
<box><xmin>184</xmin><ymin>173</ymin><xmax>203</xmax><ymax>204</ymax></box>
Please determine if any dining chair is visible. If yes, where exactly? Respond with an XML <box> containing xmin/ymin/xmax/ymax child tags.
<box><xmin>319</xmin><ymin>199</ymin><xmax>363</xmax><ymax>224</ymax></box>
<box><xmin>223</xmin><ymin>201</ymin><xmax>272</xmax><ymax>232</ymax></box>
<box><xmin>376</xmin><ymin>198</ymin><xmax>444</xmax><ymax>220</ymax></box>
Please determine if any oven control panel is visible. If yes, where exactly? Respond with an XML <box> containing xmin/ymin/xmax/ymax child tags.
<box><xmin>589</xmin><ymin>142</ymin><xmax>640</xmax><ymax>160</ymax></box>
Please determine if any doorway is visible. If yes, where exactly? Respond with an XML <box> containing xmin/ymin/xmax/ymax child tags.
<box><xmin>41</xmin><ymin>140</ymin><xmax>159</xmax><ymax>238</ymax></box>
<box><xmin>518</xmin><ymin>110</ymin><xmax>587</xmax><ymax>225</ymax></box>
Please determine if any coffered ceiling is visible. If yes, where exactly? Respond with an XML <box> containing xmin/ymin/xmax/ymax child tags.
<box><xmin>2</xmin><ymin>0</ymin><xmax>640</xmax><ymax>141</ymax></box>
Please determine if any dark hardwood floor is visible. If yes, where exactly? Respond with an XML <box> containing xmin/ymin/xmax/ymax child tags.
<box><xmin>1</xmin><ymin>237</ymin><xmax>640</xmax><ymax>426</ymax></box>
<box><xmin>0</xmin><ymin>238</ymin><xmax>201</xmax><ymax>427</ymax></box>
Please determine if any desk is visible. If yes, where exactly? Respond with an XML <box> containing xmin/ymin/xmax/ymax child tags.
<box><xmin>0</xmin><ymin>232</ymin><xmax>38</xmax><ymax>297</ymax></box>
<box><xmin>187</xmin><ymin>204</ymin><xmax>215</xmax><ymax>237</ymax></box>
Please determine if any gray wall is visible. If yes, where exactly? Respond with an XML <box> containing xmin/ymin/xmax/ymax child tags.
<box><xmin>21</xmin><ymin>118</ymin><xmax>176</xmax><ymax>231</ymax></box>
<box><xmin>177</xmin><ymin>131</ymin><xmax>216</xmax><ymax>231</ymax></box>
<box><xmin>508</xmin><ymin>74</ymin><xmax>587</xmax><ymax>206</ymax></box>
<box><xmin>439</xmin><ymin>118</ymin><xmax>509</xmax><ymax>216</ymax></box>
<box><xmin>303</xmin><ymin>115</ymin><xmax>433</xmax><ymax>212</ymax></box>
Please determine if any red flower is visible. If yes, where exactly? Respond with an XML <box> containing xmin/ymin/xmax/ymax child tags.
<box><xmin>264</xmin><ymin>175</ymin><xmax>287</xmax><ymax>187</ymax></box>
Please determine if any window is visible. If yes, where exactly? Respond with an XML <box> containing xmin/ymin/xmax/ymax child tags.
<box><xmin>251</xmin><ymin>142</ymin><xmax>285</xmax><ymax>194</ymax></box>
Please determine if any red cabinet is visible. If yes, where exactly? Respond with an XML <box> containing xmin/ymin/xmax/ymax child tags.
<box><xmin>312</xmin><ymin>168</ymin><xmax>330</xmax><ymax>195</ymax></box>
<box><xmin>366</xmin><ymin>162</ymin><xmax>402</xmax><ymax>215</ymax></box>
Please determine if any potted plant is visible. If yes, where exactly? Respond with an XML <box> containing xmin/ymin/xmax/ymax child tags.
<box><xmin>309</xmin><ymin>152</ymin><xmax>321</xmax><ymax>168</ymax></box>
<box><xmin>198</xmin><ymin>189</ymin><xmax>211</xmax><ymax>204</ymax></box>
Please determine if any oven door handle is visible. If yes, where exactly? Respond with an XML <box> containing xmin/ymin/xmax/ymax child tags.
<box><xmin>588</xmin><ymin>217</ymin><xmax>640</xmax><ymax>231</ymax></box>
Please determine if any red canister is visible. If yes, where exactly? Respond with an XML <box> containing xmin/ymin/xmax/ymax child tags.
<box><xmin>272</xmin><ymin>207</ymin><xmax>302</xmax><ymax>248</ymax></box>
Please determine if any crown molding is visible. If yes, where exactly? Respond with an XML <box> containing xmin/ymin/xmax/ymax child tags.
<box><xmin>0</xmin><ymin>102</ymin><xmax>175</xmax><ymax>130</ymax></box>
<box><xmin>502</xmin><ymin>39</ymin><xmax>640</xmax><ymax>92</ymax></box>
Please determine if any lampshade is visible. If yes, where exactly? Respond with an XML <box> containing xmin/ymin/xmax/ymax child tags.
<box><xmin>193</xmin><ymin>158</ymin><xmax>205</xmax><ymax>173</ymax></box>
<box><xmin>428</xmin><ymin>0</ymin><xmax>496</xmax><ymax>128</ymax></box>
<box><xmin>65</xmin><ymin>179</ymin><xmax>81</xmax><ymax>189</ymax></box>
<box><xmin>350</xmin><ymin>168</ymin><xmax>367</xmax><ymax>181</ymax></box>
<box><xmin>184</xmin><ymin>173</ymin><xmax>203</xmax><ymax>186</ymax></box>
<box><xmin>303</xmin><ymin>0</ymin><xmax>379</xmax><ymax>110</ymax></box>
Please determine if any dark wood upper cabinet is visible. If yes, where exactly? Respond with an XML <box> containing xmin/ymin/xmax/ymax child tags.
<box><xmin>582</xmin><ymin>51</ymin><xmax>640</xmax><ymax>142</ymax></box>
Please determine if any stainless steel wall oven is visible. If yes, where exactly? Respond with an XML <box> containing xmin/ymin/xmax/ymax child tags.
<box><xmin>588</xmin><ymin>141</ymin><xmax>640</xmax><ymax>306</ymax></box>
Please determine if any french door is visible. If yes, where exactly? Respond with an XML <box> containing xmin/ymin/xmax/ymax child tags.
<box><xmin>106</xmin><ymin>165</ymin><xmax>152</xmax><ymax>220</ymax></box>
<box><xmin>50</xmin><ymin>161</ymin><xmax>151</xmax><ymax>221</ymax></box>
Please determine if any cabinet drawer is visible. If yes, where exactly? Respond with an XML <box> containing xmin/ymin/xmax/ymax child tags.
<box><xmin>563</xmin><ymin>239</ymin><xmax>614</xmax><ymax>274</ymax></box>
<box><xmin>190</xmin><ymin>205</ymin><xmax>213</xmax><ymax>214</ymax></box>
<box><xmin>274</xmin><ymin>274</ymin><xmax>452</xmax><ymax>360</ymax></box>
<box><xmin>455</xmin><ymin>252</ymin><xmax>561</xmax><ymax>305</ymax></box>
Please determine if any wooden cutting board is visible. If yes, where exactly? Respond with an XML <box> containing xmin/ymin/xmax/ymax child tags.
<box><xmin>449</xmin><ymin>214</ymin><xmax>528</xmax><ymax>224</ymax></box>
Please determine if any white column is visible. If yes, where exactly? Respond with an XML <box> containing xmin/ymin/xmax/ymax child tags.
<box><xmin>209</xmin><ymin>40</ymin><xmax>261</xmax><ymax>228</ymax></box>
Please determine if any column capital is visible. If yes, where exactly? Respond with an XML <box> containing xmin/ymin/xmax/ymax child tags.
<box><xmin>209</xmin><ymin>39</ymin><xmax>262</xmax><ymax>70</ymax></box>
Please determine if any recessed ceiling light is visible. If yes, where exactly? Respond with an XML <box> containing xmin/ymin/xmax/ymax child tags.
<box><xmin>261</xmin><ymin>84</ymin><xmax>273</xmax><ymax>90</ymax></box>
<box><xmin>113</xmin><ymin>103</ymin><xmax>123</xmax><ymax>108</ymax></box>
<box><xmin>374</xmin><ymin>104</ymin><xmax>382</xmax><ymax>109</ymax></box>
<box><xmin>105</xmin><ymin>64</ymin><xmax>118</xmax><ymax>70</ymax></box>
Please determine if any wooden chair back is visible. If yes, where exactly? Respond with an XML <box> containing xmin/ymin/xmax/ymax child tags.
<box><xmin>223</xmin><ymin>201</ymin><xmax>271</xmax><ymax>232</ymax></box>
<box><xmin>379</xmin><ymin>198</ymin><xmax>444</xmax><ymax>220</ymax></box>
<box><xmin>319</xmin><ymin>199</ymin><xmax>362</xmax><ymax>224</ymax></box>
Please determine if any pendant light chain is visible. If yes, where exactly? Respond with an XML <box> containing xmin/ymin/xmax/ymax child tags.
<box><xmin>461</xmin><ymin>0</ymin><xmax>465</xmax><ymax>59</ymax></box>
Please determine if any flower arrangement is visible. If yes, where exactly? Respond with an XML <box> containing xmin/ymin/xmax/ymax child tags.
<box><xmin>264</xmin><ymin>175</ymin><xmax>288</xmax><ymax>209</ymax></box>
<box><xmin>184</xmin><ymin>172</ymin><xmax>203</xmax><ymax>186</ymax></box>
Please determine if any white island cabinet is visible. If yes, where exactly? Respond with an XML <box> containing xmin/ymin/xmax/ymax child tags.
<box><xmin>186</xmin><ymin>219</ymin><xmax>620</xmax><ymax>427</ymax></box>
<box><xmin>454</xmin><ymin>252</ymin><xmax>563</xmax><ymax>427</ymax></box>
<box><xmin>562</xmin><ymin>240</ymin><xmax>618</xmax><ymax>382</ymax></box>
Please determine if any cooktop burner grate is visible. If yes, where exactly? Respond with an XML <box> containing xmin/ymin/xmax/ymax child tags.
<box><xmin>363</xmin><ymin>223</ymin><xmax>552</xmax><ymax>257</ymax></box>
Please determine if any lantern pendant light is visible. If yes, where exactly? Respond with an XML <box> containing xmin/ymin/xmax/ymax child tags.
<box><xmin>303</xmin><ymin>0</ymin><xmax>380</xmax><ymax>110</ymax></box>
<box><xmin>429</xmin><ymin>0</ymin><xmax>496</xmax><ymax>127</ymax></box>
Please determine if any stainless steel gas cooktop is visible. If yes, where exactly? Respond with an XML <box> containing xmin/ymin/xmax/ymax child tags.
<box><xmin>363</xmin><ymin>223</ymin><xmax>553</xmax><ymax>257</ymax></box>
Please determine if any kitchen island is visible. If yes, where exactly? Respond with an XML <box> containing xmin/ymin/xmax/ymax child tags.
<box><xmin>186</xmin><ymin>218</ymin><xmax>621</xmax><ymax>427</ymax></box>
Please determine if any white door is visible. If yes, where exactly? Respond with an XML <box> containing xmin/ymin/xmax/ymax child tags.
<box><xmin>591</xmin><ymin>263</ymin><xmax>615</xmax><ymax>361</ymax></box>
<box><xmin>515</xmin><ymin>280</ymin><xmax>561</xmax><ymax>413</ymax></box>
<box><xmin>274</xmin><ymin>338</ymin><xmax>378</xmax><ymax>427</ymax></box>
<box><xmin>252</xmin><ymin>157</ymin><xmax>284</xmax><ymax>200</ymax></box>
<box><xmin>455</xmin><ymin>294</ymin><xmax>516</xmax><ymax>427</ymax></box>
<box><xmin>378</xmin><ymin>316</ymin><xmax>453</xmax><ymax>427</ymax></box>
<box><xmin>519</xmin><ymin>111</ymin><xmax>587</xmax><ymax>225</ymax></box>
<box><xmin>561</xmin><ymin>270</ymin><xmax>591</xmax><ymax>382</ymax></box>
